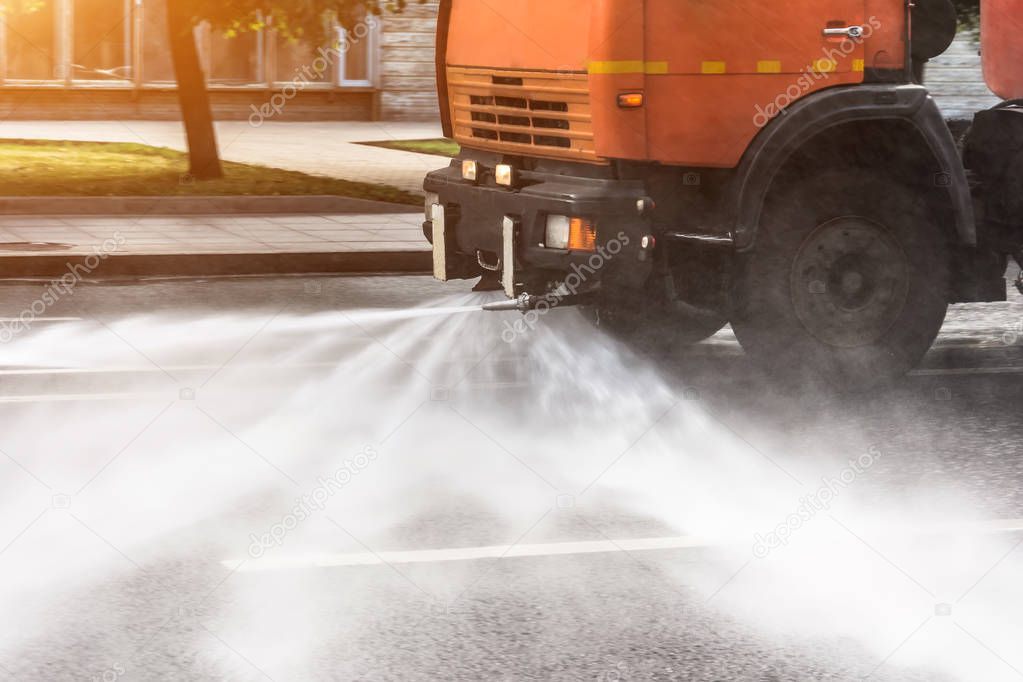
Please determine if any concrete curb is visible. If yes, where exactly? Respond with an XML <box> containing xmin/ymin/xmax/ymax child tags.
<box><xmin>0</xmin><ymin>251</ymin><xmax>432</xmax><ymax>279</ymax></box>
<box><xmin>0</xmin><ymin>195</ymin><xmax>422</xmax><ymax>216</ymax></box>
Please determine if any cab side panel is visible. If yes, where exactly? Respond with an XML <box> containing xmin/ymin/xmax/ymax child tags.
<box><xmin>587</xmin><ymin>0</ymin><xmax>649</xmax><ymax>161</ymax></box>
<box><xmin>642</xmin><ymin>0</ymin><xmax>901</xmax><ymax>167</ymax></box>
<box><xmin>982</xmin><ymin>0</ymin><xmax>1023</xmax><ymax>100</ymax></box>
<box><xmin>865</xmin><ymin>0</ymin><xmax>908</xmax><ymax>72</ymax></box>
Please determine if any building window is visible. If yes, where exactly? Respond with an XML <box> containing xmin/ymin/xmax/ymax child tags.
<box><xmin>72</xmin><ymin>0</ymin><xmax>133</xmax><ymax>81</ymax></box>
<box><xmin>0</xmin><ymin>1</ymin><xmax>379</xmax><ymax>89</ymax></box>
<box><xmin>273</xmin><ymin>15</ymin><xmax>375</xmax><ymax>87</ymax></box>
<box><xmin>275</xmin><ymin>33</ymin><xmax>333</xmax><ymax>86</ymax></box>
<box><xmin>3</xmin><ymin>1</ymin><xmax>60</xmax><ymax>81</ymax></box>
<box><xmin>338</xmin><ymin>23</ymin><xmax>375</xmax><ymax>86</ymax></box>
<box><xmin>204</xmin><ymin>24</ymin><xmax>263</xmax><ymax>86</ymax></box>
<box><xmin>139</xmin><ymin>0</ymin><xmax>174</xmax><ymax>82</ymax></box>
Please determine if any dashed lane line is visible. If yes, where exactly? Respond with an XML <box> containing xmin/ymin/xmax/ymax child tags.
<box><xmin>910</xmin><ymin>366</ymin><xmax>1023</xmax><ymax>377</ymax></box>
<box><xmin>225</xmin><ymin>519</ymin><xmax>1023</xmax><ymax>573</ymax></box>
<box><xmin>0</xmin><ymin>317</ymin><xmax>83</xmax><ymax>323</ymax></box>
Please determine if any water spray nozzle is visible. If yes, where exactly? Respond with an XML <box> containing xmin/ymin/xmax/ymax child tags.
<box><xmin>482</xmin><ymin>293</ymin><xmax>536</xmax><ymax>313</ymax></box>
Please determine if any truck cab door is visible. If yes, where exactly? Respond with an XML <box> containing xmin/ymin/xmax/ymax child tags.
<box><xmin>645</xmin><ymin>0</ymin><xmax>871</xmax><ymax>79</ymax></box>
<box><xmin>641</xmin><ymin>0</ymin><xmax>875</xmax><ymax>167</ymax></box>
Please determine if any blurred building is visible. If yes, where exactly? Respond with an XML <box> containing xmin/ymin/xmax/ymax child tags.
<box><xmin>925</xmin><ymin>32</ymin><xmax>1000</xmax><ymax>119</ymax></box>
<box><xmin>0</xmin><ymin>0</ymin><xmax>440</xmax><ymax>121</ymax></box>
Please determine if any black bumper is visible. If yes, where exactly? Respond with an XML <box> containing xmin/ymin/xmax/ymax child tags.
<box><xmin>423</xmin><ymin>161</ymin><xmax>654</xmax><ymax>287</ymax></box>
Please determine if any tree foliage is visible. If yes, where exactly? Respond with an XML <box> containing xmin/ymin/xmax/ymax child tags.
<box><xmin>952</xmin><ymin>0</ymin><xmax>981</xmax><ymax>29</ymax></box>
<box><xmin>172</xmin><ymin>0</ymin><xmax>419</xmax><ymax>44</ymax></box>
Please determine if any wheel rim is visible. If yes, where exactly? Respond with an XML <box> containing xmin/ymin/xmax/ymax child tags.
<box><xmin>789</xmin><ymin>217</ymin><xmax>910</xmax><ymax>348</ymax></box>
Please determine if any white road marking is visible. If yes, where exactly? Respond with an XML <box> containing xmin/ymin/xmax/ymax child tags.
<box><xmin>910</xmin><ymin>366</ymin><xmax>1023</xmax><ymax>377</ymax></box>
<box><xmin>0</xmin><ymin>360</ymin><xmax>529</xmax><ymax>404</ymax></box>
<box><xmin>225</xmin><ymin>519</ymin><xmax>1023</xmax><ymax>573</ymax></box>
<box><xmin>0</xmin><ymin>392</ymin><xmax>169</xmax><ymax>404</ymax></box>
<box><xmin>0</xmin><ymin>317</ymin><xmax>83</xmax><ymax>323</ymax></box>
<box><xmin>0</xmin><ymin>363</ymin><xmax>1017</xmax><ymax>404</ymax></box>
<box><xmin>0</xmin><ymin>361</ymin><xmax>344</xmax><ymax>377</ymax></box>
<box><xmin>228</xmin><ymin>536</ymin><xmax>715</xmax><ymax>573</ymax></box>
<box><xmin>3</xmin><ymin>363</ymin><xmax>1018</xmax><ymax>379</ymax></box>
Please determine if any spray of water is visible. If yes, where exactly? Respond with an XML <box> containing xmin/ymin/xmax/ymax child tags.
<box><xmin>0</xmin><ymin>293</ymin><xmax>1019</xmax><ymax>680</ymax></box>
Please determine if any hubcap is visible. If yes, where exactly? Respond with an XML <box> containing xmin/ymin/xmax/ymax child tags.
<box><xmin>790</xmin><ymin>217</ymin><xmax>910</xmax><ymax>348</ymax></box>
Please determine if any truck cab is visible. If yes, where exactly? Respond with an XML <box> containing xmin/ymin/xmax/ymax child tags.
<box><xmin>424</xmin><ymin>0</ymin><xmax>1023</xmax><ymax>388</ymax></box>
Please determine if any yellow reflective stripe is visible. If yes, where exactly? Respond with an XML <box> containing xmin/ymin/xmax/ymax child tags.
<box><xmin>590</xmin><ymin>59</ymin><xmax>866</xmax><ymax>76</ymax></box>
<box><xmin>587</xmin><ymin>60</ymin><xmax>668</xmax><ymax>75</ymax></box>
<box><xmin>588</xmin><ymin>60</ymin><xmax>644</xmax><ymax>75</ymax></box>
<box><xmin>813</xmin><ymin>59</ymin><xmax>838</xmax><ymax>73</ymax></box>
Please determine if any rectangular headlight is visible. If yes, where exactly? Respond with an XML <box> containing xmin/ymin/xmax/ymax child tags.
<box><xmin>545</xmin><ymin>215</ymin><xmax>597</xmax><ymax>252</ymax></box>
<box><xmin>461</xmin><ymin>160</ymin><xmax>479</xmax><ymax>183</ymax></box>
<box><xmin>495</xmin><ymin>164</ymin><xmax>515</xmax><ymax>187</ymax></box>
<box><xmin>545</xmin><ymin>215</ymin><xmax>571</xmax><ymax>250</ymax></box>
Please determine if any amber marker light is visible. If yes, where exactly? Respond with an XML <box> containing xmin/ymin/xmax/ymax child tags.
<box><xmin>617</xmin><ymin>92</ymin><xmax>645</xmax><ymax>108</ymax></box>
<box><xmin>567</xmin><ymin>217</ymin><xmax>597</xmax><ymax>252</ymax></box>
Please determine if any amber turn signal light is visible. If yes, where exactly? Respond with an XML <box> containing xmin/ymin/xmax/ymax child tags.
<box><xmin>617</xmin><ymin>92</ymin><xmax>645</xmax><ymax>108</ymax></box>
<box><xmin>567</xmin><ymin>217</ymin><xmax>597</xmax><ymax>252</ymax></box>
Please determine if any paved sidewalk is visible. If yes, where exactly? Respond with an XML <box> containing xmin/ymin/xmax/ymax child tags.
<box><xmin>0</xmin><ymin>121</ymin><xmax>447</xmax><ymax>196</ymax></box>
<box><xmin>0</xmin><ymin>213</ymin><xmax>431</xmax><ymax>278</ymax></box>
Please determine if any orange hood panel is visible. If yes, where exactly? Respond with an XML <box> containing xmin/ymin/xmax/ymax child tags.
<box><xmin>446</xmin><ymin>0</ymin><xmax>593</xmax><ymax>72</ymax></box>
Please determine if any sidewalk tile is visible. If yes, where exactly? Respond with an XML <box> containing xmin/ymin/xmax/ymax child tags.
<box><xmin>265</xmin><ymin>216</ymin><xmax>338</xmax><ymax>225</ymax></box>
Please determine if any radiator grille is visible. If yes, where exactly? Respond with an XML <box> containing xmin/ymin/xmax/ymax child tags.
<box><xmin>447</xmin><ymin>67</ymin><xmax>600</xmax><ymax>163</ymax></box>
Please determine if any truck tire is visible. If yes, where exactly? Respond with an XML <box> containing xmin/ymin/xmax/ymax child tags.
<box><xmin>731</xmin><ymin>173</ymin><xmax>949</xmax><ymax>389</ymax></box>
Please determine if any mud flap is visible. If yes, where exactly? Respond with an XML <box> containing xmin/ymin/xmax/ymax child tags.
<box><xmin>963</xmin><ymin>102</ymin><xmax>1023</xmax><ymax>301</ymax></box>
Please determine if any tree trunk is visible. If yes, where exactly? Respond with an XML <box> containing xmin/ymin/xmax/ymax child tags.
<box><xmin>166</xmin><ymin>2</ymin><xmax>223</xmax><ymax>180</ymax></box>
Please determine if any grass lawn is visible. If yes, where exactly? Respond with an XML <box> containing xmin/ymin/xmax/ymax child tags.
<box><xmin>358</xmin><ymin>138</ymin><xmax>461</xmax><ymax>158</ymax></box>
<box><xmin>0</xmin><ymin>139</ymin><xmax>421</xmax><ymax>205</ymax></box>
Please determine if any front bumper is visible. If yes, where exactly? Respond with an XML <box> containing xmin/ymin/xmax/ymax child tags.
<box><xmin>423</xmin><ymin>159</ymin><xmax>654</xmax><ymax>297</ymax></box>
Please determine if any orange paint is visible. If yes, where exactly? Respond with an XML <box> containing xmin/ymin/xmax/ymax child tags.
<box><xmin>444</xmin><ymin>0</ymin><xmax>908</xmax><ymax>168</ymax></box>
<box><xmin>982</xmin><ymin>0</ymin><xmax>1023</xmax><ymax>100</ymax></box>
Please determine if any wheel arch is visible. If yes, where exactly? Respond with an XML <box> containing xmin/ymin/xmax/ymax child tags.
<box><xmin>729</xmin><ymin>84</ymin><xmax>975</xmax><ymax>252</ymax></box>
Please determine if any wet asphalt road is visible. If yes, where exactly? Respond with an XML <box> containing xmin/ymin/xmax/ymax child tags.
<box><xmin>0</xmin><ymin>272</ymin><xmax>1020</xmax><ymax>681</ymax></box>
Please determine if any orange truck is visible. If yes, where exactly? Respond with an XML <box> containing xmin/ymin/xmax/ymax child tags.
<box><xmin>423</xmin><ymin>0</ymin><xmax>1023</xmax><ymax>387</ymax></box>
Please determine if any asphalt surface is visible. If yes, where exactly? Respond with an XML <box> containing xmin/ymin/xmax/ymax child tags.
<box><xmin>0</xmin><ymin>271</ymin><xmax>1020</xmax><ymax>681</ymax></box>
